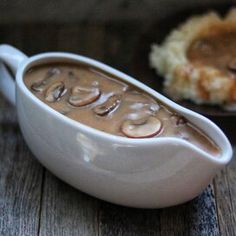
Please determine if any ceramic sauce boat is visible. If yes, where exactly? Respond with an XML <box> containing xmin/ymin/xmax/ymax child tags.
<box><xmin>0</xmin><ymin>44</ymin><xmax>232</xmax><ymax>208</ymax></box>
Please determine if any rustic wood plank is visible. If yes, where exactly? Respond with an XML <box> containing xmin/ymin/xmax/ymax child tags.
<box><xmin>187</xmin><ymin>185</ymin><xmax>219</xmax><ymax>236</ymax></box>
<box><xmin>98</xmin><ymin>202</ymin><xmax>161</xmax><ymax>236</ymax></box>
<box><xmin>214</xmin><ymin>148</ymin><xmax>236</xmax><ymax>236</ymax></box>
<box><xmin>39</xmin><ymin>171</ymin><xmax>99</xmax><ymax>236</ymax></box>
<box><xmin>98</xmin><ymin>185</ymin><xmax>219</xmax><ymax>236</ymax></box>
<box><xmin>159</xmin><ymin>185</ymin><xmax>219</xmax><ymax>236</ymax></box>
<box><xmin>0</xmin><ymin>107</ymin><xmax>44</xmax><ymax>236</ymax></box>
<box><xmin>0</xmin><ymin>95</ymin><xmax>17</xmax><ymax>125</ymax></box>
<box><xmin>160</xmin><ymin>205</ymin><xmax>189</xmax><ymax>236</ymax></box>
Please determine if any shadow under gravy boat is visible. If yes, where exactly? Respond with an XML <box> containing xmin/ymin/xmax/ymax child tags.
<box><xmin>0</xmin><ymin>44</ymin><xmax>232</xmax><ymax>208</ymax></box>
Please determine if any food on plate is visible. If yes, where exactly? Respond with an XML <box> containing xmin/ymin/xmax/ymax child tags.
<box><xmin>149</xmin><ymin>8</ymin><xmax>236</xmax><ymax>110</ymax></box>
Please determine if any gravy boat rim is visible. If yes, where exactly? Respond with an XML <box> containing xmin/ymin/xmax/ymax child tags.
<box><xmin>16</xmin><ymin>52</ymin><xmax>233</xmax><ymax>165</ymax></box>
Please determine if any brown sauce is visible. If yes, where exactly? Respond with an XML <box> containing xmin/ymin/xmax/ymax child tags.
<box><xmin>24</xmin><ymin>63</ymin><xmax>220</xmax><ymax>156</ymax></box>
<box><xmin>187</xmin><ymin>29</ymin><xmax>236</xmax><ymax>77</ymax></box>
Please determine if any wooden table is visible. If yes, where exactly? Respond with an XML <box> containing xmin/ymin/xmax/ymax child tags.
<box><xmin>0</xmin><ymin>22</ymin><xmax>235</xmax><ymax>236</ymax></box>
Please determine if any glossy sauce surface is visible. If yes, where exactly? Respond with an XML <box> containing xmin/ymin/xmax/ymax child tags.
<box><xmin>24</xmin><ymin>63</ymin><xmax>220</xmax><ymax>156</ymax></box>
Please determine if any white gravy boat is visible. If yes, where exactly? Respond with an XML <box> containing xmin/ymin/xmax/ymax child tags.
<box><xmin>0</xmin><ymin>44</ymin><xmax>232</xmax><ymax>208</ymax></box>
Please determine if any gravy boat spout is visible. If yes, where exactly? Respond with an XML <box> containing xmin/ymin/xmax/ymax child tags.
<box><xmin>0</xmin><ymin>44</ymin><xmax>233</xmax><ymax>208</ymax></box>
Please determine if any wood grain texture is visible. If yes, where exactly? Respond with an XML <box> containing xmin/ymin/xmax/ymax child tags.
<box><xmin>0</xmin><ymin>100</ymin><xmax>44</xmax><ymax>236</ymax></box>
<box><xmin>187</xmin><ymin>185</ymin><xmax>219</xmax><ymax>236</ymax></box>
<box><xmin>161</xmin><ymin>185</ymin><xmax>219</xmax><ymax>236</ymax></box>
<box><xmin>214</xmin><ymin>147</ymin><xmax>236</xmax><ymax>236</ymax></box>
<box><xmin>98</xmin><ymin>185</ymin><xmax>219</xmax><ymax>236</ymax></box>
<box><xmin>99</xmin><ymin>202</ymin><xmax>161</xmax><ymax>236</ymax></box>
<box><xmin>0</xmin><ymin>22</ymin><xmax>234</xmax><ymax>236</ymax></box>
<box><xmin>39</xmin><ymin>171</ymin><xmax>99</xmax><ymax>236</ymax></box>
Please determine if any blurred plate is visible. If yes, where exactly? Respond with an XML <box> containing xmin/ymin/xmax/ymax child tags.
<box><xmin>132</xmin><ymin>3</ymin><xmax>236</xmax><ymax>142</ymax></box>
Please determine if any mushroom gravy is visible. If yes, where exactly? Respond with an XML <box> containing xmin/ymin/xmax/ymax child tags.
<box><xmin>24</xmin><ymin>63</ymin><xmax>220</xmax><ymax>155</ymax></box>
<box><xmin>187</xmin><ymin>29</ymin><xmax>236</xmax><ymax>77</ymax></box>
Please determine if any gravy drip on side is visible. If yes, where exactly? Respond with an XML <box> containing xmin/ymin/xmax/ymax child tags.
<box><xmin>24</xmin><ymin>63</ymin><xmax>220</xmax><ymax>156</ymax></box>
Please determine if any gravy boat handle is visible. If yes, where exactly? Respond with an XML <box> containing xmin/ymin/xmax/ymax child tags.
<box><xmin>0</xmin><ymin>44</ymin><xmax>27</xmax><ymax>105</ymax></box>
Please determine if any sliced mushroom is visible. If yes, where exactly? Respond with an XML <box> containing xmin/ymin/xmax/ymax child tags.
<box><xmin>121</xmin><ymin>116</ymin><xmax>162</xmax><ymax>138</ymax></box>
<box><xmin>68</xmin><ymin>85</ymin><xmax>101</xmax><ymax>107</ymax></box>
<box><xmin>31</xmin><ymin>79</ymin><xmax>48</xmax><ymax>92</ymax></box>
<box><xmin>45</xmin><ymin>81</ymin><xmax>67</xmax><ymax>102</ymax></box>
<box><xmin>30</xmin><ymin>68</ymin><xmax>61</xmax><ymax>93</ymax></box>
<box><xmin>93</xmin><ymin>94</ymin><xmax>121</xmax><ymax>116</ymax></box>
